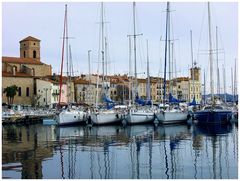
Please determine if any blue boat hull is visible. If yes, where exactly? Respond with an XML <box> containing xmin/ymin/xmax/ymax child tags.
<box><xmin>194</xmin><ymin>110</ymin><xmax>232</xmax><ymax>125</ymax></box>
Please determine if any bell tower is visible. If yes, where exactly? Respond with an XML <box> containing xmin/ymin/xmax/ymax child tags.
<box><xmin>20</xmin><ymin>36</ymin><xmax>41</xmax><ymax>61</ymax></box>
<box><xmin>190</xmin><ymin>67</ymin><xmax>201</xmax><ymax>81</ymax></box>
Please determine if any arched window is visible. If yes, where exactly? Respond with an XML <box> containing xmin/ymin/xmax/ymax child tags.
<box><xmin>23</xmin><ymin>51</ymin><xmax>26</xmax><ymax>58</ymax></box>
<box><xmin>33</xmin><ymin>50</ymin><xmax>37</xmax><ymax>58</ymax></box>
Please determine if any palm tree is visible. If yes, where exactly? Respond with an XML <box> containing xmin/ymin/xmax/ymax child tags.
<box><xmin>3</xmin><ymin>85</ymin><xmax>18</xmax><ymax>105</ymax></box>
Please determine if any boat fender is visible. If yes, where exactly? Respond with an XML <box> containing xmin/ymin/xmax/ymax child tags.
<box><xmin>116</xmin><ymin>114</ymin><xmax>119</xmax><ymax>119</ymax></box>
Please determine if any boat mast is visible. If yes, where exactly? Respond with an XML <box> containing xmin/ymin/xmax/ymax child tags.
<box><xmin>168</xmin><ymin>3</ymin><xmax>171</xmax><ymax>95</ymax></box>
<box><xmin>171</xmin><ymin>42</ymin><xmax>174</xmax><ymax>95</ymax></box>
<box><xmin>223</xmin><ymin>65</ymin><xmax>226</xmax><ymax>103</ymax></box>
<box><xmin>204</xmin><ymin>69</ymin><xmax>206</xmax><ymax>105</ymax></box>
<box><xmin>234</xmin><ymin>58</ymin><xmax>237</xmax><ymax>103</ymax></box>
<box><xmin>216</xmin><ymin>26</ymin><xmax>220</xmax><ymax>96</ymax></box>
<box><xmin>163</xmin><ymin>2</ymin><xmax>170</xmax><ymax>105</ymax></box>
<box><xmin>207</xmin><ymin>2</ymin><xmax>214</xmax><ymax>101</ymax></box>
<box><xmin>146</xmin><ymin>39</ymin><xmax>151</xmax><ymax>101</ymax></box>
<box><xmin>190</xmin><ymin>30</ymin><xmax>195</xmax><ymax>101</ymax></box>
<box><xmin>96</xmin><ymin>2</ymin><xmax>105</xmax><ymax>108</ymax></box>
<box><xmin>69</xmin><ymin>44</ymin><xmax>73</xmax><ymax>103</ymax></box>
<box><xmin>231</xmin><ymin>67</ymin><xmax>233</xmax><ymax>102</ymax></box>
<box><xmin>88</xmin><ymin>50</ymin><xmax>91</xmax><ymax>104</ymax></box>
<box><xmin>59</xmin><ymin>4</ymin><xmax>67</xmax><ymax>106</ymax></box>
<box><xmin>65</xmin><ymin>4</ymin><xmax>71</xmax><ymax>105</ymax></box>
<box><xmin>128</xmin><ymin>36</ymin><xmax>132</xmax><ymax>104</ymax></box>
<box><xmin>105</xmin><ymin>37</ymin><xmax>108</xmax><ymax>87</ymax></box>
<box><xmin>101</xmin><ymin>2</ymin><xmax>105</xmax><ymax>90</ymax></box>
<box><xmin>133</xmin><ymin>2</ymin><xmax>138</xmax><ymax>100</ymax></box>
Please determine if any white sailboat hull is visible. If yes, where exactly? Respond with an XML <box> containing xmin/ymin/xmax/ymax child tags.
<box><xmin>57</xmin><ymin>110</ymin><xmax>86</xmax><ymax>125</ymax></box>
<box><xmin>90</xmin><ymin>111</ymin><xmax>122</xmax><ymax>125</ymax></box>
<box><xmin>156</xmin><ymin>111</ymin><xmax>188</xmax><ymax>124</ymax></box>
<box><xmin>126</xmin><ymin>110</ymin><xmax>155</xmax><ymax>124</ymax></box>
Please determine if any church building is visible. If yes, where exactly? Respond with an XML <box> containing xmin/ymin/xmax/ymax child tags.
<box><xmin>2</xmin><ymin>36</ymin><xmax>52</xmax><ymax>105</ymax></box>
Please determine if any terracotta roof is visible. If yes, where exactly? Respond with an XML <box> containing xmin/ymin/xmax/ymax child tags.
<box><xmin>175</xmin><ymin>77</ymin><xmax>189</xmax><ymax>82</ymax></box>
<box><xmin>2</xmin><ymin>56</ymin><xmax>45</xmax><ymax>65</ymax></box>
<box><xmin>150</xmin><ymin>79</ymin><xmax>157</xmax><ymax>83</ymax></box>
<box><xmin>2</xmin><ymin>71</ymin><xmax>33</xmax><ymax>77</ymax></box>
<box><xmin>19</xmin><ymin>36</ymin><xmax>40</xmax><ymax>42</ymax></box>
<box><xmin>74</xmin><ymin>79</ymin><xmax>89</xmax><ymax>84</ymax></box>
<box><xmin>138</xmin><ymin>78</ymin><xmax>146</xmax><ymax>83</ymax></box>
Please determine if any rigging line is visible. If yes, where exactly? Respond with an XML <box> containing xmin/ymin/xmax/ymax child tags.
<box><xmin>158</xmin><ymin>36</ymin><xmax>163</xmax><ymax>77</ymax></box>
<box><xmin>138</xmin><ymin>36</ymin><xmax>145</xmax><ymax>78</ymax></box>
<box><xmin>59</xmin><ymin>4</ymin><xmax>67</xmax><ymax>106</ymax></box>
<box><xmin>197</xmin><ymin>3</ymin><xmax>207</xmax><ymax>65</ymax></box>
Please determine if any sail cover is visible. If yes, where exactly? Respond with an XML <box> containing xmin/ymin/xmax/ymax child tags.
<box><xmin>189</xmin><ymin>96</ymin><xmax>196</xmax><ymax>106</ymax></box>
<box><xmin>169</xmin><ymin>93</ymin><xmax>180</xmax><ymax>103</ymax></box>
<box><xmin>135</xmin><ymin>93</ymin><xmax>152</xmax><ymax>106</ymax></box>
<box><xmin>103</xmin><ymin>94</ymin><xmax>114</xmax><ymax>103</ymax></box>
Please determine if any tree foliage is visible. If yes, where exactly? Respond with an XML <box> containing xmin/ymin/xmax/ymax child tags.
<box><xmin>3</xmin><ymin>85</ymin><xmax>18</xmax><ymax>105</ymax></box>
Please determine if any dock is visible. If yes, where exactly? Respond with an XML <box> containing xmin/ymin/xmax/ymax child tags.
<box><xmin>2</xmin><ymin>114</ymin><xmax>55</xmax><ymax>125</ymax></box>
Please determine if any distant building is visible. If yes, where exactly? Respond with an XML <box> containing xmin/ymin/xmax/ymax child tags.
<box><xmin>2</xmin><ymin>36</ymin><xmax>202</xmax><ymax>106</ymax></box>
<box><xmin>34</xmin><ymin>78</ymin><xmax>68</xmax><ymax>108</ymax></box>
<box><xmin>74</xmin><ymin>78</ymin><xmax>96</xmax><ymax>105</ymax></box>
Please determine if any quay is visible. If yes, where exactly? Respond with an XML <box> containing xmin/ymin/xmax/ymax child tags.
<box><xmin>2</xmin><ymin>112</ymin><xmax>55</xmax><ymax>125</ymax></box>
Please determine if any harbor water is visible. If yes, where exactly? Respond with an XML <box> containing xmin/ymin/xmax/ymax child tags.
<box><xmin>2</xmin><ymin>122</ymin><xmax>238</xmax><ymax>179</ymax></box>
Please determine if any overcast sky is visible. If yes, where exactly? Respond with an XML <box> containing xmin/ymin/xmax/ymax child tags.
<box><xmin>2</xmin><ymin>1</ymin><xmax>238</xmax><ymax>94</ymax></box>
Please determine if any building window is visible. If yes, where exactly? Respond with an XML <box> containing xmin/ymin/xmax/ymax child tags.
<box><xmin>43</xmin><ymin>98</ymin><xmax>45</xmax><ymax>102</ymax></box>
<box><xmin>26</xmin><ymin>87</ymin><xmax>30</xmax><ymax>97</ymax></box>
<box><xmin>33</xmin><ymin>50</ymin><xmax>37</xmax><ymax>58</ymax></box>
<box><xmin>23</xmin><ymin>51</ymin><xmax>26</xmax><ymax>58</ymax></box>
<box><xmin>18</xmin><ymin>87</ymin><xmax>22</xmax><ymax>96</ymax></box>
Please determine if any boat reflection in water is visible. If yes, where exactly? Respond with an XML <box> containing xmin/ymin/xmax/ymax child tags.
<box><xmin>192</xmin><ymin>123</ymin><xmax>237</xmax><ymax>179</ymax></box>
<box><xmin>2</xmin><ymin>122</ymin><xmax>238</xmax><ymax>179</ymax></box>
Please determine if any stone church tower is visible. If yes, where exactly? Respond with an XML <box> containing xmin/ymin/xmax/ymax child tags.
<box><xmin>19</xmin><ymin>36</ymin><xmax>41</xmax><ymax>61</ymax></box>
<box><xmin>190</xmin><ymin>67</ymin><xmax>201</xmax><ymax>81</ymax></box>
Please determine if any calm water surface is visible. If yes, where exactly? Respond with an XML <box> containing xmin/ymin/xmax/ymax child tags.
<box><xmin>2</xmin><ymin>122</ymin><xmax>238</xmax><ymax>179</ymax></box>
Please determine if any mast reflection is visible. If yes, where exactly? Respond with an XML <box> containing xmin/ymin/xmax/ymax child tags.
<box><xmin>2</xmin><ymin>122</ymin><xmax>237</xmax><ymax>179</ymax></box>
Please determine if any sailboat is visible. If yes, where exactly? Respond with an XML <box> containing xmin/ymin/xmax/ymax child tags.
<box><xmin>193</xmin><ymin>2</ymin><xmax>232</xmax><ymax>125</ymax></box>
<box><xmin>57</xmin><ymin>5</ymin><xmax>86</xmax><ymax>126</ymax></box>
<box><xmin>125</xmin><ymin>2</ymin><xmax>155</xmax><ymax>125</ymax></box>
<box><xmin>156</xmin><ymin>2</ymin><xmax>188</xmax><ymax>124</ymax></box>
<box><xmin>90</xmin><ymin>3</ymin><xmax>122</xmax><ymax>125</ymax></box>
